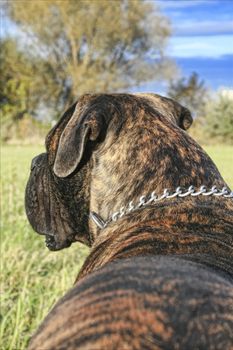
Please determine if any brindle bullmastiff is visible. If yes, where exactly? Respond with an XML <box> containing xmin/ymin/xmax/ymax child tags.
<box><xmin>25</xmin><ymin>93</ymin><xmax>233</xmax><ymax>350</ymax></box>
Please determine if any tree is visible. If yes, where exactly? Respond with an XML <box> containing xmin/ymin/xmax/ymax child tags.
<box><xmin>167</xmin><ymin>72</ymin><xmax>208</xmax><ymax>117</ymax></box>
<box><xmin>0</xmin><ymin>38</ymin><xmax>34</xmax><ymax>124</ymax></box>
<box><xmin>0</xmin><ymin>38</ymin><xmax>51</xmax><ymax>141</ymax></box>
<box><xmin>6</xmin><ymin>0</ymin><xmax>175</xmax><ymax>111</ymax></box>
<box><xmin>204</xmin><ymin>93</ymin><xmax>233</xmax><ymax>144</ymax></box>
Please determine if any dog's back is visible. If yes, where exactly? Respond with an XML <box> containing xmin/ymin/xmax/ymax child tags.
<box><xmin>29</xmin><ymin>196</ymin><xmax>233</xmax><ymax>349</ymax></box>
<box><xmin>29</xmin><ymin>256</ymin><xmax>233</xmax><ymax>349</ymax></box>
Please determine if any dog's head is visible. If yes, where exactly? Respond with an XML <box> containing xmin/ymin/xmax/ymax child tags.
<box><xmin>26</xmin><ymin>93</ymin><xmax>195</xmax><ymax>251</ymax></box>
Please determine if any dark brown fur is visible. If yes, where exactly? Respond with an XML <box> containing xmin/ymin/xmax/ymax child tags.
<box><xmin>25</xmin><ymin>93</ymin><xmax>233</xmax><ymax>349</ymax></box>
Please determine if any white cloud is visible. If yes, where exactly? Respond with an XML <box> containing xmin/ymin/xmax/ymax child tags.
<box><xmin>174</xmin><ymin>20</ymin><xmax>233</xmax><ymax>36</ymax></box>
<box><xmin>169</xmin><ymin>34</ymin><xmax>233</xmax><ymax>58</ymax></box>
<box><xmin>157</xmin><ymin>0</ymin><xmax>233</xmax><ymax>37</ymax></box>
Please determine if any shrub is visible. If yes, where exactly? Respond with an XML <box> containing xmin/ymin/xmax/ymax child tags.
<box><xmin>204</xmin><ymin>94</ymin><xmax>233</xmax><ymax>144</ymax></box>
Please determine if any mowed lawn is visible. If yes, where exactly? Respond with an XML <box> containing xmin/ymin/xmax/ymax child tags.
<box><xmin>1</xmin><ymin>144</ymin><xmax>233</xmax><ymax>349</ymax></box>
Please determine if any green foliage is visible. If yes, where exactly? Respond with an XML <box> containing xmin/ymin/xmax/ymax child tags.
<box><xmin>0</xmin><ymin>38</ymin><xmax>53</xmax><ymax>142</ymax></box>
<box><xmin>167</xmin><ymin>72</ymin><xmax>208</xmax><ymax>116</ymax></box>
<box><xmin>167</xmin><ymin>72</ymin><xmax>232</xmax><ymax>144</ymax></box>
<box><xmin>6</xmin><ymin>0</ymin><xmax>174</xmax><ymax>108</ymax></box>
<box><xmin>0</xmin><ymin>38</ymin><xmax>33</xmax><ymax>123</ymax></box>
<box><xmin>1</xmin><ymin>115</ymin><xmax>51</xmax><ymax>144</ymax></box>
<box><xmin>204</xmin><ymin>94</ymin><xmax>233</xmax><ymax>144</ymax></box>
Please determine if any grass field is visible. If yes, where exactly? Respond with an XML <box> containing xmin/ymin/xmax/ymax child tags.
<box><xmin>1</xmin><ymin>144</ymin><xmax>233</xmax><ymax>349</ymax></box>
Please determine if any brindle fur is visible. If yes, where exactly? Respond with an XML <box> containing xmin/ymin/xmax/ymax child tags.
<box><xmin>25</xmin><ymin>93</ymin><xmax>233</xmax><ymax>350</ymax></box>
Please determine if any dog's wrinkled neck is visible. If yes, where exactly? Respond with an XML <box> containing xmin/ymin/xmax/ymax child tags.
<box><xmin>90</xmin><ymin>185</ymin><xmax>233</xmax><ymax>230</ymax></box>
<box><xmin>88</xmin><ymin>117</ymin><xmax>227</xmax><ymax>243</ymax></box>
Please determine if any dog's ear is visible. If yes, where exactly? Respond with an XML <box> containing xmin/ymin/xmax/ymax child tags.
<box><xmin>179</xmin><ymin>107</ymin><xmax>193</xmax><ymax>130</ymax></box>
<box><xmin>53</xmin><ymin>107</ymin><xmax>104</xmax><ymax>178</ymax></box>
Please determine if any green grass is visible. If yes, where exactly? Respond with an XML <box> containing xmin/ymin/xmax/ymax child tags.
<box><xmin>203</xmin><ymin>145</ymin><xmax>233</xmax><ymax>187</ymax></box>
<box><xmin>1</xmin><ymin>146</ymin><xmax>89</xmax><ymax>349</ymax></box>
<box><xmin>1</xmin><ymin>144</ymin><xmax>233</xmax><ymax>349</ymax></box>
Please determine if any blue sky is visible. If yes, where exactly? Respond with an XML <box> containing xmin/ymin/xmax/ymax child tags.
<box><xmin>157</xmin><ymin>0</ymin><xmax>233</xmax><ymax>91</ymax></box>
